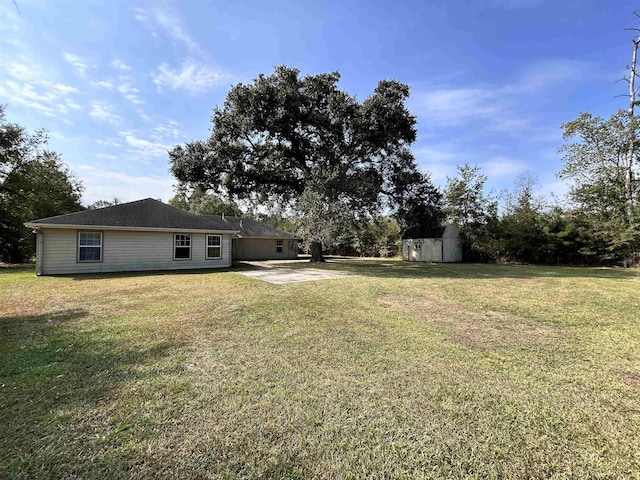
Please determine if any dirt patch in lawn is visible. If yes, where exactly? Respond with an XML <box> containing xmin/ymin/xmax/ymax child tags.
<box><xmin>378</xmin><ymin>294</ymin><xmax>561</xmax><ymax>350</ymax></box>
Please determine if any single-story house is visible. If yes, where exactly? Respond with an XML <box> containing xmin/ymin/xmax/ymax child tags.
<box><xmin>402</xmin><ymin>225</ymin><xmax>462</xmax><ymax>263</ymax></box>
<box><xmin>203</xmin><ymin>216</ymin><xmax>299</xmax><ymax>261</ymax></box>
<box><xmin>24</xmin><ymin>198</ymin><xmax>298</xmax><ymax>275</ymax></box>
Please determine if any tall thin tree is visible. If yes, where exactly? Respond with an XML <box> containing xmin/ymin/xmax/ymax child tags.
<box><xmin>622</xmin><ymin>12</ymin><xmax>640</xmax><ymax>218</ymax></box>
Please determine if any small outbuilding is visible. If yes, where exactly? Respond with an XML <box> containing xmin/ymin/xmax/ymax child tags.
<box><xmin>402</xmin><ymin>225</ymin><xmax>462</xmax><ymax>263</ymax></box>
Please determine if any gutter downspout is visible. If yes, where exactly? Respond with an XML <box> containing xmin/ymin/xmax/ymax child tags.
<box><xmin>35</xmin><ymin>228</ymin><xmax>43</xmax><ymax>275</ymax></box>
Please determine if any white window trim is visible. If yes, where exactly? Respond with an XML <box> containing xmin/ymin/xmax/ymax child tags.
<box><xmin>276</xmin><ymin>239</ymin><xmax>284</xmax><ymax>254</ymax></box>
<box><xmin>206</xmin><ymin>234</ymin><xmax>222</xmax><ymax>260</ymax></box>
<box><xmin>173</xmin><ymin>233</ymin><xmax>192</xmax><ymax>261</ymax></box>
<box><xmin>77</xmin><ymin>231</ymin><xmax>102</xmax><ymax>263</ymax></box>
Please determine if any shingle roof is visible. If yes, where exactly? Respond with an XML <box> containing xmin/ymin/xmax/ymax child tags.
<box><xmin>201</xmin><ymin>215</ymin><xmax>298</xmax><ymax>239</ymax></box>
<box><xmin>27</xmin><ymin>198</ymin><xmax>235</xmax><ymax>231</ymax></box>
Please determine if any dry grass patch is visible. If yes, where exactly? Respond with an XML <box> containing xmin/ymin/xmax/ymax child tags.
<box><xmin>378</xmin><ymin>294</ymin><xmax>561</xmax><ymax>350</ymax></box>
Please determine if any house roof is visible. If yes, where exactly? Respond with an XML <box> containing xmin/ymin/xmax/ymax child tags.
<box><xmin>202</xmin><ymin>215</ymin><xmax>298</xmax><ymax>239</ymax></box>
<box><xmin>25</xmin><ymin>198</ymin><xmax>236</xmax><ymax>232</ymax></box>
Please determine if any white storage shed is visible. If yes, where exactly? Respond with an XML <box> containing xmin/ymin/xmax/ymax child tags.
<box><xmin>402</xmin><ymin>225</ymin><xmax>462</xmax><ymax>263</ymax></box>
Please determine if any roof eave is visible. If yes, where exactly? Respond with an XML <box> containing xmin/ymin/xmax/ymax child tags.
<box><xmin>238</xmin><ymin>235</ymin><xmax>300</xmax><ymax>240</ymax></box>
<box><xmin>24</xmin><ymin>223</ymin><xmax>239</xmax><ymax>234</ymax></box>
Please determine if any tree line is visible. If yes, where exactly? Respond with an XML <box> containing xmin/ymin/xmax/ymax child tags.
<box><xmin>2</xmin><ymin>21</ymin><xmax>639</xmax><ymax>266</ymax></box>
<box><xmin>169</xmin><ymin>60</ymin><xmax>639</xmax><ymax>266</ymax></box>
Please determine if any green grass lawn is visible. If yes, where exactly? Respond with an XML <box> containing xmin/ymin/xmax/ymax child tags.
<box><xmin>1</xmin><ymin>260</ymin><xmax>639</xmax><ymax>479</ymax></box>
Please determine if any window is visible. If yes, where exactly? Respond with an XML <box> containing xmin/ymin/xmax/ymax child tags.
<box><xmin>78</xmin><ymin>232</ymin><xmax>102</xmax><ymax>262</ymax></box>
<box><xmin>276</xmin><ymin>239</ymin><xmax>284</xmax><ymax>253</ymax></box>
<box><xmin>174</xmin><ymin>234</ymin><xmax>191</xmax><ymax>260</ymax></box>
<box><xmin>206</xmin><ymin>235</ymin><xmax>222</xmax><ymax>259</ymax></box>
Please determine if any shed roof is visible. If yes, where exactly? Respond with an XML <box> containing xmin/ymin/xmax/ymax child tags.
<box><xmin>26</xmin><ymin>198</ymin><xmax>235</xmax><ymax>231</ymax></box>
<box><xmin>202</xmin><ymin>215</ymin><xmax>298</xmax><ymax>239</ymax></box>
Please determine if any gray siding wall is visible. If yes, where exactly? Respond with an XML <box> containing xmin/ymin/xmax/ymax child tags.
<box><xmin>40</xmin><ymin>229</ymin><xmax>232</xmax><ymax>275</ymax></box>
<box><xmin>233</xmin><ymin>238</ymin><xmax>298</xmax><ymax>260</ymax></box>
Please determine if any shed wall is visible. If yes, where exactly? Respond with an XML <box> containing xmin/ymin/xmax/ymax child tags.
<box><xmin>40</xmin><ymin>228</ymin><xmax>232</xmax><ymax>275</ymax></box>
<box><xmin>403</xmin><ymin>238</ymin><xmax>443</xmax><ymax>262</ymax></box>
<box><xmin>443</xmin><ymin>237</ymin><xmax>463</xmax><ymax>262</ymax></box>
<box><xmin>403</xmin><ymin>234</ymin><xmax>462</xmax><ymax>263</ymax></box>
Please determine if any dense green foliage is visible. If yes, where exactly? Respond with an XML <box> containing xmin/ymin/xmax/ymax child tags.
<box><xmin>169</xmin><ymin>186</ymin><xmax>243</xmax><ymax>216</ymax></box>
<box><xmin>87</xmin><ymin>198</ymin><xmax>121</xmax><ymax>210</ymax></box>
<box><xmin>442</xmin><ymin>163</ymin><xmax>638</xmax><ymax>266</ymax></box>
<box><xmin>558</xmin><ymin>111</ymin><xmax>640</xmax><ymax>265</ymax></box>
<box><xmin>0</xmin><ymin>107</ymin><xmax>83</xmax><ymax>263</ymax></box>
<box><xmin>443</xmin><ymin>164</ymin><xmax>499</xmax><ymax>262</ymax></box>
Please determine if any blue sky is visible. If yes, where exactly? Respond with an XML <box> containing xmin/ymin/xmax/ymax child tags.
<box><xmin>1</xmin><ymin>0</ymin><xmax>636</xmax><ymax>205</ymax></box>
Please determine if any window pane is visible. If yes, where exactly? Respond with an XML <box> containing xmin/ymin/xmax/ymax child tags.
<box><xmin>79</xmin><ymin>246</ymin><xmax>101</xmax><ymax>261</ymax></box>
<box><xmin>175</xmin><ymin>234</ymin><xmax>191</xmax><ymax>247</ymax></box>
<box><xmin>208</xmin><ymin>235</ymin><xmax>221</xmax><ymax>246</ymax></box>
<box><xmin>175</xmin><ymin>246</ymin><xmax>190</xmax><ymax>259</ymax></box>
<box><xmin>207</xmin><ymin>246</ymin><xmax>221</xmax><ymax>258</ymax></box>
<box><xmin>79</xmin><ymin>232</ymin><xmax>101</xmax><ymax>246</ymax></box>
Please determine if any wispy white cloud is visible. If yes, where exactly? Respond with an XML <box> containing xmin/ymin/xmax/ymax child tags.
<box><xmin>119</xmin><ymin>130</ymin><xmax>172</xmax><ymax>161</ymax></box>
<box><xmin>56</xmin><ymin>102</ymin><xmax>82</xmax><ymax>115</ymax></box>
<box><xmin>96</xmin><ymin>137</ymin><xmax>122</xmax><ymax>147</ymax></box>
<box><xmin>412</xmin><ymin>87</ymin><xmax>503</xmax><ymax>127</ymax></box>
<box><xmin>0</xmin><ymin>60</ymin><xmax>80</xmax><ymax>116</ymax></box>
<box><xmin>95</xmin><ymin>153</ymin><xmax>119</xmax><ymax>160</ymax></box>
<box><xmin>62</xmin><ymin>52</ymin><xmax>88</xmax><ymax>76</ymax></box>
<box><xmin>152</xmin><ymin>60</ymin><xmax>228</xmax><ymax>94</ymax></box>
<box><xmin>0</xmin><ymin>13</ymin><xmax>83</xmax><ymax>118</ymax></box>
<box><xmin>480</xmin><ymin>157</ymin><xmax>528</xmax><ymax>178</ymax></box>
<box><xmin>6</xmin><ymin>61</ymin><xmax>46</xmax><ymax>83</ymax></box>
<box><xmin>110</xmin><ymin>56</ymin><xmax>131</xmax><ymax>71</ymax></box>
<box><xmin>52</xmin><ymin>83</ymin><xmax>78</xmax><ymax>95</ymax></box>
<box><xmin>149</xmin><ymin>122</ymin><xmax>183</xmax><ymax>142</ymax></box>
<box><xmin>89</xmin><ymin>101</ymin><xmax>122</xmax><ymax>125</ymax></box>
<box><xmin>413</xmin><ymin>145</ymin><xmax>463</xmax><ymax>182</ymax></box>
<box><xmin>133</xmin><ymin>5</ymin><xmax>202</xmax><ymax>54</ymax></box>
<box><xmin>117</xmin><ymin>83</ymin><xmax>144</xmax><ymax>105</ymax></box>
<box><xmin>90</xmin><ymin>80</ymin><xmax>114</xmax><ymax>90</ymax></box>
<box><xmin>137</xmin><ymin>110</ymin><xmax>152</xmax><ymax>122</ymax></box>
<box><xmin>411</xmin><ymin>58</ymin><xmax>588</xmax><ymax>133</ymax></box>
<box><xmin>507</xmin><ymin>59</ymin><xmax>589</xmax><ymax>94</ymax></box>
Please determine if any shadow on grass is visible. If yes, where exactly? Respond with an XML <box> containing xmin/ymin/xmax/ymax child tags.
<box><xmin>0</xmin><ymin>265</ymin><xmax>34</xmax><ymax>275</ymax></box>
<box><xmin>26</xmin><ymin>258</ymin><xmax>638</xmax><ymax>282</ymax></box>
<box><xmin>2</xmin><ymin>308</ymin><xmax>87</xmax><ymax>328</ymax></box>
<box><xmin>65</xmin><ymin>266</ymin><xmax>237</xmax><ymax>281</ymax></box>
<box><xmin>0</xmin><ymin>307</ymin><xmax>186</xmax><ymax>477</ymax></box>
<box><xmin>284</xmin><ymin>257</ymin><xmax>640</xmax><ymax>280</ymax></box>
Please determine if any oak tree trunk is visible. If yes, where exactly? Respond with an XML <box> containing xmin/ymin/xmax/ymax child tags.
<box><xmin>310</xmin><ymin>241</ymin><xmax>325</xmax><ymax>262</ymax></box>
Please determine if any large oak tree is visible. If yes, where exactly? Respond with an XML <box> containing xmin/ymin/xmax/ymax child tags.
<box><xmin>169</xmin><ymin>66</ymin><xmax>441</xmax><ymax>261</ymax></box>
